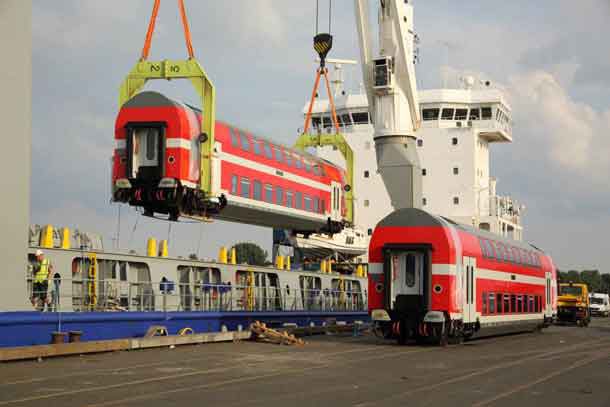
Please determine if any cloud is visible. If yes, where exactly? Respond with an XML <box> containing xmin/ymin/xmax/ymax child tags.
<box><xmin>507</xmin><ymin>70</ymin><xmax>610</xmax><ymax>178</ymax></box>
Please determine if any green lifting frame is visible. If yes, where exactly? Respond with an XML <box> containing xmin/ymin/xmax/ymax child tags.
<box><xmin>118</xmin><ymin>58</ymin><xmax>217</xmax><ymax>199</ymax></box>
<box><xmin>294</xmin><ymin>133</ymin><xmax>354</xmax><ymax>225</ymax></box>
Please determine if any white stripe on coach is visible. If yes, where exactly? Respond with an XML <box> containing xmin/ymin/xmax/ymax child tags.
<box><xmin>220</xmin><ymin>151</ymin><xmax>332</xmax><ymax>192</ymax></box>
<box><xmin>166</xmin><ymin>138</ymin><xmax>192</xmax><ymax>150</ymax></box>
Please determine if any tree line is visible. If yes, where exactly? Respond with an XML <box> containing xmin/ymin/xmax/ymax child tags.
<box><xmin>557</xmin><ymin>269</ymin><xmax>610</xmax><ymax>294</ymax></box>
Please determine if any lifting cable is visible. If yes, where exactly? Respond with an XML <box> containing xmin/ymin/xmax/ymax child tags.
<box><xmin>140</xmin><ymin>0</ymin><xmax>195</xmax><ymax>61</ymax></box>
<box><xmin>303</xmin><ymin>0</ymin><xmax>340</xmax><ymax>135</ymax></box>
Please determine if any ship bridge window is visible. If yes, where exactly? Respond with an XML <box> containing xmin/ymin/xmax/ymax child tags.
<box><xmin>441</xmin><ymin>108</ymin><xmax>455</xmax><ymax>120</ymax></box>
<box><xmin>341</xmin><ymin>114</ymin><xmax>352</xmax><ymax>126</ymax></box>
<box><xmin>352</xmin><ymin>112</ymin><xmax>370</xmax><ymax>124</ymax></box>
<box><xmin>311</xmin><ymin>116</ymin><xmax>322</xmax><ymax>130</ymax></box>
<box><xmin>322</xmin><ymin>115</ymin><xmax>333</xmax><ymax>129</ymax></box>
<box><xmin>263</xmin><ymin>142</ymin><xmax>273</xmax><ymax>159</ymax></box>
<box><xmin>455</xmin><ymin>108</ymin><xmax>468</xmax><ymax>120</ymax></box>
<box><xmin>481</xmin><ymin>107</ymin><xmax>493</xmax><ymax>120</ymax></box>
<box><xmin>239</xmin><ymin>131</ymin><xmax>250</xmax><ymax>151</ymax></box>
<box><xmin>422</xmin><ymin>108</ymin><xmax>440</xmax><ymax>121</ymax></box>
<box><xmin>469</xmin><ymin>108</ymin><xmax>480</xmax><ymax>120</ymax></box>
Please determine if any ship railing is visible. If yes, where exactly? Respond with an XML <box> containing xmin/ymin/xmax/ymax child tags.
<box><xmin>25</xmin><ymin>277</ymin><xmax>368</xmax><ymax>313</ymax></box>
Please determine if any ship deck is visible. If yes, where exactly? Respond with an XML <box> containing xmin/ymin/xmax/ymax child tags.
<box><xmin>1</xmin><ymin>318</ymin><xmax>610</xmax><ymax>407</ymax></box>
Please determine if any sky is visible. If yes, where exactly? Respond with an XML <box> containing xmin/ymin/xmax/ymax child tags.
<box><xmin>30</xmin><ymin>0</ymin><xmax>610</xmax><ymax>272</ymax></box>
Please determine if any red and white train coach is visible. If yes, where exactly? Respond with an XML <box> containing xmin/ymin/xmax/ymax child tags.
<box><xmin>368</xmin><ymin>208</ymin><xmax>557</xmax><ymax>344</ymax></box>
<box><xmin>112</xmin><ymin>91</ymin><xmax>348</xmax><ymax>233</ymax></box>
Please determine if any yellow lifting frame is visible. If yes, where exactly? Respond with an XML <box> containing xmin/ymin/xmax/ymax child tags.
<box><xmin>118</xmin><ymin>59</ymin><xmax>217</xmax><ymax>198</ymax></box>
<box><xmin>294</xmin><ymin>132</ymin><xmax>354</xmax><ymax>225</ymax></box>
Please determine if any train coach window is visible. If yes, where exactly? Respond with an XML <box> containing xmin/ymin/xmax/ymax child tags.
<box><xmin>313</xmin><ymin>165</ymin><xmax>322</xmax><ymax>176</ymax></box>
<box><xmin>253</xmin><ymin>139</ymin><xmax>262</xmax><ymax>155</ymax></box>
<box><xmin>239</xmin><ymin>131</ymin><xmax>250</xmax><ymax>151</ymax></box>
<box><xmin>503</xmin><ymin>243</ymin><xmax>513</xmax><ymax>263</ymax></box>
<box><xmin>304</xmin><ymin>195</ymin><xmax>312</xmax><ymax>212</ymax></box>
<box><xmin>489</xmin><ymin>293</ymin><xmax>495</xmax><ymax>314</ymax></box>
<box><xmin>295</xmin><ymin>157</ymin><xmax>303</xmax><ymax>169</ymax></box>
<box><xmin>503</xmin><ymin>294</ymin><xmax>510</xmax><ymax>313</ymax></box>
<box><xmin>285</xmin><ymin>153</ymin><xmax>292</xmax><ymax>167</ymax></box>
<box><xmin>320</xmin><ymin>199</ymin><xmax>326</xmax><ymax>214</ymax></box>
<box><xmin>264</xmin><ymin>142</ymin><xmax>273</xmax><ymax>159</ymax></box>
<box><xmin>313</xmin><ymin>197</ymin><xmax>320</xmax><ymax>213</ymax></box>
<box><xmin>295</xmin><ymin>192</ymin><xmax>303</xmax><ymax>209</ymax></box>
<box><xmin>286</xmin><ymin>190</ymin><xmax>293</xmax><ymax>208</ymax></box>
<box><xmin>276</xmin><ymin>186</ymin><xmax>284</xmax><ymax>206</ymax></box>
<box><xmin>264</xmin><ymin>184</ymin><xmax>273</xmax><ymax>203</ymax></box>
<box><xmin>512</xmin><ymin>247</ymin><xmax>521</xmax><ymax>265</ymax></box>
<box><xmin>240</xmin><ymin>177</ymin><xmax>251</xmax><ymax>198</ymax></box>
<box><xmin>231</xmin><ymin>175</ymin><xmax>238</xmax><ymax>195</ymax></box>
<box><xmin>510</xmin><ymin>295</ymin><xmax>516</xmax><ymax>313</ymax></box>
<box><xmin>517</xmin><ymin>295</ymin><xmax>523</xmax><ymax>313</ymax></box>
<box><xmin>274</xmin><ymin>147</ymin><xmax>283</xmax><ymax>162</ymax></box>
<box><xmin>482</xmin><ymin>292</ymin><xmax>488</xmax><ymax>314</ymax></box>
<box><xmin>253</xmin><ymin>180</ymin><xmax>262</xmax><ymax>200</ymax></box>
<box><xmin>230</xmin><ymin>128</ymin><xmax>239</xmax><ymax>148</ymax></box>
<box><xmin>305</xmin><ymin>161</ymin><xmax>312</xmax><ymax>173</ymax></box>
<box><xmin>496</xmin><ymin>293</ymin><xmax>502</xmax><ymax>313</ymax></box>
<box><xmin>528</xmin><ymin>296</ymin><xmax>534</xmax><ymax>312</ymax></box>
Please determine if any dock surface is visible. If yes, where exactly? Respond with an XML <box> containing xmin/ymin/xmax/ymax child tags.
<box><xmin>1</xmin><ymin>319</ymin><xmax>610</xmax><ymax>407</ymax></box>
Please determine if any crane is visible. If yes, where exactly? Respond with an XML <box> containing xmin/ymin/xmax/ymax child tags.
<box><xmin>354</xmin><ymin>0</ymin><xmax>422</xmax><ymax>210</ymax></box>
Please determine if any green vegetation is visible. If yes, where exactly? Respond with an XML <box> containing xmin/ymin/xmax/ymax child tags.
<box><xmin>557</xmin><ymin>269</ymin><xmax>610</xmax><ymax>294</ymax></box>
<box><xmin>230</xmin><ymin>242</ymin><xmax>269</xmax><ymax>266</ymax></box>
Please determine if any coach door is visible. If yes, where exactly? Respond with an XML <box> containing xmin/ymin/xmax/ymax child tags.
<box><xmin>387</xmin><ymin>251</ymin><xmax>425</xmax><ymax>314</ymax></box>
<box><xmin>462</xmin><ymin>257</ymin><xmax>477</xmax><ymax>323</ymax></box>
<box><xmin>544</xmin><ymin>271</ymin><xmax>552</xmax><ymax>316</ymax></box>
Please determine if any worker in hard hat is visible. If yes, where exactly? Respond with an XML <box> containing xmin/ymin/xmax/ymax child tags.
<box><xmin>31</xmin><ymin>249</ymin><xmax>53</xmax><ymax>311</ymax></box>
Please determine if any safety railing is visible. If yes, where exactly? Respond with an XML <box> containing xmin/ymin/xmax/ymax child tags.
<box><xmin>25</xmin><ymin>276</ymin><xmax>368</xmax><ymax>313</ymax></box>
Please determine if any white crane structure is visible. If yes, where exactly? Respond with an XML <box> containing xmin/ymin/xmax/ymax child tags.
<box><xmin>354</xmin><ymin>0</ymin><xmax>422</xmax><ymax>209</ymax></box>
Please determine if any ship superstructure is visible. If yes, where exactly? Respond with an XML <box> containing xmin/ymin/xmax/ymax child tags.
<box><xmin>298</xmin><ymin>64</ymin><xmax>523</xmax><ymax>263</ymax></box>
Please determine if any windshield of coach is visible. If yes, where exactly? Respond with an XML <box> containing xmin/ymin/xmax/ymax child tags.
<box><xmin>560</xmin><ymin>285</ymin><xmax>582</xmax><ymax>296</ymax></box>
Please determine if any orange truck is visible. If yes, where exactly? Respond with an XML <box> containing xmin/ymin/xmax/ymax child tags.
<box><xmin>557</xmin><ymin>282</ymin><xmax>591</xmax><ymax>326</ymax></box>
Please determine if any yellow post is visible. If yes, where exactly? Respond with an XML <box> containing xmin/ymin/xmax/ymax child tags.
<box><xmin>147</xmin><ymin>238</ymin><xmax>157</xmax><ymax>257</ymax></box>
<box><xmin>275</xmin><ymin>255</ymin><xmax>284</xmax><ymax>270</ymax></box>
<box><xmin>246</xmin><ymin>270</ymin><xmax>255</xmax><ymax>311</ymax></box>
<box><xmin>356</xmin><ymin>264</ymin><xmax>363</xmax><ymax>278</ymax></box>
<box><xmin>39</xmin><ymin>225</ymin><xmax>53</xmax><ymax>248</ymax></box>
<box><xmin>218</xmin><ymin>247</ymin><xmax>228</xmax><ymax>264</ymax></box>
<box><xmin>320</xmin><ymin>260</ymin><xmax>327</xmax><ymax>274</ymax></box>
<box><xmin>159</xmin><ymin>240</ymin><xmax>168</xmax><ymax>257</ymax></box>
<box><xmin>285</xmin><ymin>256</ymin><xmax>291</xmax><ymax>271</ymax></box>
<box><xmin>60</xmin><ymin>227</ymin><xmax>71</xmax><ymax>249</ymax></box>
<box><xmin>88</xmin><ymin>253</ymin><xmax>98</xmax><ymax>310</ymax></box>
<box><xmin>230</xmin><ymin>247</ymin><xmax>237</xmax><ymax>265</ymax></box>
<box><xmin>327</xmin><ymin>259</ymin><xmax>333</xmax><ymax>274</ymax></box>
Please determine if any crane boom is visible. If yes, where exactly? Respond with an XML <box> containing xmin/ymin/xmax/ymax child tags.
<box><xmin>354</xmin><ymin>0</ymin><xmax>422</xmax><ymax>210</ymax></box>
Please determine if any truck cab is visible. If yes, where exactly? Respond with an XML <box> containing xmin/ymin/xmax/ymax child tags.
<box><xmin>557</xmin><ymin>282</ymin><xmax>591</xmax><ymax>326</ymax></box>
<box><xmin>589</xmin><ymin>293</ymin><xmax>610</xmax><ymax>317</ymax></box>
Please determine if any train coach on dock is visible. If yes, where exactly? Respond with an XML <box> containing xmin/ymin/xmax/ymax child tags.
<box><xmin>368</xmin><ymin>209</ymin><xmax>557</xmax><ymax>345</ymax></box>
<box><xmin>112</xmin><ymin>91</ymin><xmax>348</xmax><ymax>234</ymax></box>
